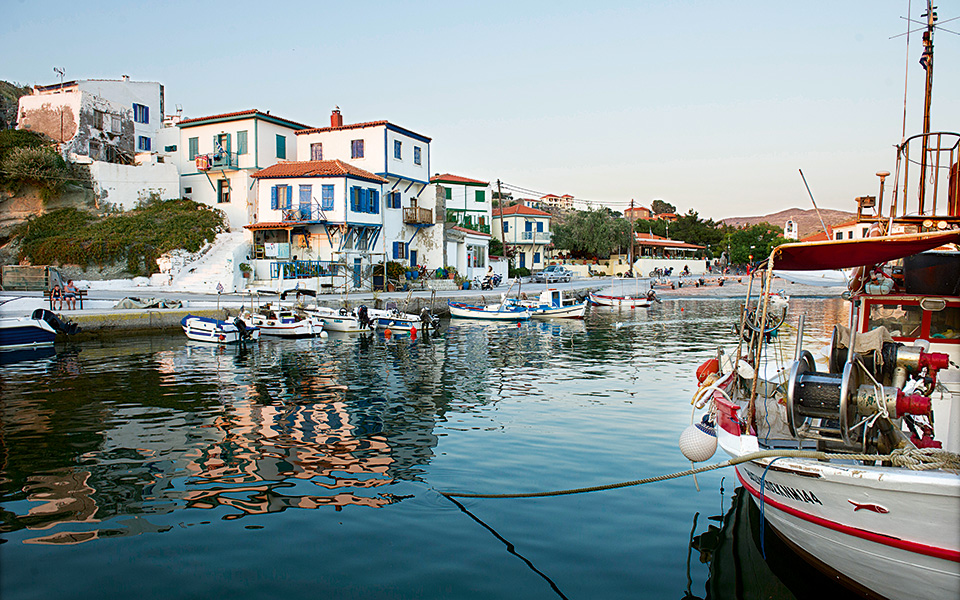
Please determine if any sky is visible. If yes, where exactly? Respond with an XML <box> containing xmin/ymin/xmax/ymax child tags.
<box><xmin>3</xmin><ymin>0</ymin><xmax>957</xmax><ymax>221</ymax></box>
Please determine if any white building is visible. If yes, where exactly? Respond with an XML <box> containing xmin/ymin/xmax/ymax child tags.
<box><xmin>492</xmin><ymin>204</ymin><xmax>552</xmax><ymax>272</ymax></box>
<box><xmin>174</xmin><ymin>109</ymin><xmax>310</xmax><ymax>230</ymax></box>
<box><xmin>294</xmin><ymin>109</ymin><xmax>442</xmax><ymax>272</ymax></box>
<box><xmin>431</xmin><ymin>173</ymin><xmax>492</xmax><ymax>280</ymax></box>
<box><xmin>17</xmin><ymin>76</ymin><xmax>163</xmax><ymax>163</ymax></box>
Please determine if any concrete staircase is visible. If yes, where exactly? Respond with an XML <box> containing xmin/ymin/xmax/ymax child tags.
<box><xmin>170</xmin><ymin>231</ymin><xmax>248</xmax><ymax>293</ymax></box>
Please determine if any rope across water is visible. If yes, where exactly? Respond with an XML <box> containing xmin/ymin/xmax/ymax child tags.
<box><xmin>442</xmin><ymin>448</ymin><xmax>960</xmax><ymax>499</ymax></box>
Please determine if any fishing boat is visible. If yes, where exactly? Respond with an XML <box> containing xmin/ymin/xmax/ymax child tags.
<box><xmin>238</xmin><ymin>305</ymin><xmax>325</xmax><ymax>338</ymax></box>
<box><xmin>303</xmin><ymin>305</ymin><xmax>375</xmax><ymax>333</ymax></box>
<box><xmin>509</xmin><ymin>288</ymin><xmax>586</xmax><ymax>319</ymax></box>
<box><xmin>0</xmin><ymin>307</ymin><xmax>80</xmax><ymax>350</ymax></box>
<box><xmin>180</xmin><ymin>314</ymin><xmax>260</xmax><ymax>344</ymax></box>
<box><xmin>682</xmin><ymin>8</ymin><xmax>959</xmax><ymax>597</ymax></box>
<box><xmin>448</xmin><ymin>300</ymin><xmax>530</xmax><ymax>320</ymax></box>
<box><xmin>588</xmin><ymin>289</ymin><xmax>659</xmax><ymax>308</ymax></box>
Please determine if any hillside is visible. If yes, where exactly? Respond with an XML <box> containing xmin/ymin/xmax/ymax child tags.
<box><xmin>0</xmin><ymin>80</ymin><xmax>30</xmax><ymax>130</ymax></box>
<box><xmin>721</xmin><ymin>207</ymin><xmax>856</xmax><ymax>238</ymax></box>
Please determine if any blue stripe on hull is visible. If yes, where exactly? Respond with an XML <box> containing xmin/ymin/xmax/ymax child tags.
<box><xmin>0</xmin><ymin>324</ymin><xmax>57</xmax><ymax>349</ymax></box>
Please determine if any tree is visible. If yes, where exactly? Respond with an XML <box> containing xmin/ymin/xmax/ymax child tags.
<box><xmin>722</xmin><ymin>223</ymin><xmax>785</xmax><ymax>265</ymax></box>
<box><xmin>551</xmin><ymin>208</ymin><xmax>632</xmax><ymax>258</ymax></box>
<box><xmin>651</xmin><ymin>199</ymin><xmax>676</xmax><ymax>215</ymax></box>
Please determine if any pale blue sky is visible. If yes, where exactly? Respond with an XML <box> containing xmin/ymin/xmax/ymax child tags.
<box><xmin>3</xmin><ymin>0</ymin><xmax>957</xmax><ymax>220</ymax></box>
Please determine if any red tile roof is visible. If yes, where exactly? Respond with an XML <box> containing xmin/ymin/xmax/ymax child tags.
<box><xmin>251</xmin><ymin>160</ymin><xmax>387</xmax><ymax>183</ymax></box>
<box><xmin>177</xmin><ymin>109</ymin><xmax>311</xmax><ymax>130</ymax></box>
<box><xmin>430</xmin><ymin>173</ymin><xmax>489</xmax><ymax>186</ymax></box>
<box><xmin>451</xmin><ymin>226</ymin><xmax>491</xmax><ymax>238</ymax></box>
<box><xmin>492</xmin><ymin>204</ymin><xmax>552</xmax><ymax>218</ymax></box>
<box><xmin>296</xmin><ymin>120</ymin><xmax>431</xmax><ymax>142</ymax></box>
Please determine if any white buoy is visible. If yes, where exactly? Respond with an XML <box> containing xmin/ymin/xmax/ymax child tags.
<box><xmin>679</xmin><ymin>421</ymin><xmax>717</xmax><ymax>462</ymax></box>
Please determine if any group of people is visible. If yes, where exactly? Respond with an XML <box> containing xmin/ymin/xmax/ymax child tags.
<box><xmin>49</xmin><ymin>280</ymin><xmax>80</xmax><ymax>310</ymax></box>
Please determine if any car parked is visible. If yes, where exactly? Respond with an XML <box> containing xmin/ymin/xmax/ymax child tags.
<box><xmin>532</xmin><ymin>265</ymin><xmax>573</xmax><ymax>283</ymax></box>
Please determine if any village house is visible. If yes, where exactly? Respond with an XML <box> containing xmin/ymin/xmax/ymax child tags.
<box><xmin>539</xmin><ymin>193</ymin><xmax>575</xmax><ymax>211</ymax></box>
<box><xmin>175</xmin><ymin>109</ymin><xmax>310</xmax><ymax>229</ymax></box>
<box><xmin>624</xmin><ymin>205</ymin><xmax>652</xmax><ymax>221</ymax></box>
<box><xmin>492</xmin><ymin>203</ymin><xmax>552</xmax><ymax>272</ymax></box>
<box><xmin>432</xmin><ymin>173</ymin><xmax>493</xmax><ymax>281</ymax></box>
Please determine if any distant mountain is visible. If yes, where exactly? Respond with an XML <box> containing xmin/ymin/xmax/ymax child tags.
<box><xmin>721</xmin><ymin>207</ymin><xmax>856</xmax><ymax>239</ymax></box>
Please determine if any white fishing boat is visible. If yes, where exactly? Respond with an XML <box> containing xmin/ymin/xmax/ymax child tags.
<box><xmin>303</xmin><ymin>305</ymin><xmax>375</xmax><ymax>333</ymax></box>
<box><xmin>509</xmin><ymin>288</ymin><xmax>586</xmax><ymax>319</ymax></box>
<box><xmin>238</xmin><ymin>305</ymin><xmax>325</xmax><ymax>338</ymax></box>
<box><xmin>180</xmin><ymin>314</ymin><xmax>260</xmax><ymax>344</ymax></box>
<box><xmin>448</xmin><ymin>300</ymin><xmax>531</xmax><ymax>321</ymax></box>
<box><xmin>588</xmin><ymin>290</ymin><xmax>659</xmax><ymax>308</ymax></box>
<box><xmin>682</xmin><ymin>9</ymin><xmax>959</xmax><ymax>597</ymax></box>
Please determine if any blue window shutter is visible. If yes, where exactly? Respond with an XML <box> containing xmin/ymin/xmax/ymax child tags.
<box><xmin>271</xmin><ymin>186</ymin><xmax>278</xmax><ymax>210</ymax></box>
<box><xmin>286</xmin><ymin>185</ymin><xmax>293</xmax><ymax>209</ymax></box>
<box><xmin>144</xmin><ymin>105</ymin><xmax>149</xmax><ymax>124</ymax></box>
<box><xmin>350</xmin><ymin>187</ymin><xmax>357</xmax><ymax>212</ymax></box>
<box><xmin>372</xmin><ymin>190</ymin><xmax>379</xmax><ymax>213</ymax></box>
<box><xmin>537</xmin><ymin>222</ymin><xmax>543</xmax><ymax>232</ymax></box>
<box><xmin>392</xmin><ymin>242</ymin><xmax>399</xmax><ymax>258</ymax></box>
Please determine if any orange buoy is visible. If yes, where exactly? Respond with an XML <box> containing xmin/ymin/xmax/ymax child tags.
<box><xmin>696</xmin><ymin>358</ymin><xmax>720</xmax><ymax>383</ymax></box>
<box><xmin>384</xmin><ymin>328</ymin><xmax>392</xmax><ymax>338</ymax></box>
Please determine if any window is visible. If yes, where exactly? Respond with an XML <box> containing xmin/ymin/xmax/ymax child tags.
<box><xmin>311</xmin><ymin>143</ymin><xmax>322</xmax><ymax>161</ymax></box>
<box><xmin>393</xmin><ymin>242</ymin><xmax>408</xmax><ymax>260</ymax></box>
<box><xmin>835</xmin><ymin>232</ymin><xmax>843</xmax><ymax>240</ymax></box>
<box><xmin>370</xmin><ymin>188</ymin><xmax>379</xmax><ymax>213</ymax></box>
<box><xmin>848</xmin><ymin>231</ymin><xmax>853</xmax><ymax>239</ymax></box>
<box><xmin>394</xmin><ymin>139</ymin><xmax>402</xmax><ymax>160</ymax></box>
<box><xmin>475</xmin><ymin>190</ymin><xmax>485</xmax><ymax>202</ymax></box>
<box><xmin>138</xmin><ymin>136</ymin><xmax>152</xmax><ymax>151</ymax></box>
<box><xmin>217</xmin><ymin>179</ymin><xmax>230</xmax><ymax>204</ymax></box>
<box><xmin>444</xmin><ymin>187</ymin><xmax>452</xmax><ymax>200</ymax></box>
<box><xmin>388</xmin><ymin>191</ymin><xmax>401</xmax><ymax>209</ymax></box>
<box><xmin>93</xmin><ymin>110</ymin><xmax>106</xmax><ymax>130</ymax></box>
<box><xmin>184</xmin><ymin>187</ymin><xmax>192</xmax><ymax>194</ymax></box>
<box><xmin>862</xmin><ymin>227</ymin><xmax>869</xmax><ymax>237</ymax></box>
<box><xmin>237</xmin><ymin>130</ymin><xmax>248</xmax><ymax>155</ymax></box>
<box><xmin>321</xmin><ymin>185</ymin><xmax>335</xmax><ymax>210</ymax></box>
<box><xmin>215</xmin><ymin>133</ymin><xmax>231</xmax><ymax>155</ymax></box>
<box><xmin>188</xmin><ymin>137</ymin><xmax>199</xmax><ymax>160</ymax></box>
<box><xmin>133</xmin><ymin>103</ymin><xmax>149</xmax><ymax>124</ymax></box>
<box><xmin>534</xmin><ymin>252</ymin><xmax>541</xmax><ymax>264</ymax></box>
<box><xmin>271</xmin><ymin>185</ymin><xmax>292</xmax><ymax>210</ymax></box>
<box><xmin>503</xmin><ymin>222</ymin><xmax>509</xmax><ymax>233</ymax></box>
<box><xmin>351</xmin><ymin>139</ymin><xmax>364</xmax><ymax>159</ymax></box>
<box><xmin>111</xmin><ymin>115</ymin><xmax>122</xmax><ymax>133</ymax></box>
<box><xmin>299</xmin><ymin>185</ymin><xmax>312</xmax><ymax>219</ymax></box>
<box><xmin>536</xmin><ymin>222</ymin><xmax>543</xmax><ymax>232</ymax></box>
<box><xmin>88</xmin><ymin>140</ymin><xmax>101</xmax><ymax>160</ymax></box>
<box><xmin>414</xmin><ymin>146</ymin><xmax>421</xmax><ymax>165</ymax></box>
<box><xmin>164</xmin><ymin>144</ymin><xmax>177</xmax><ymax>152</ymax></box>
<box><xmin>276</xmin><ymin>134</ymin><xmax>286</xmax><ymax>159</ymax></box>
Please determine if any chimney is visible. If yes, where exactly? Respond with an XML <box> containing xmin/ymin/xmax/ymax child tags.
<box><xmin>121</xmin><ymin>75</ymin><xmax>130</xmax><ymax>82</ymax></box>
<box><xmin>331</xmin><ymin>106</ymin><xmax>342</xmax><ymax>127</ymax></box>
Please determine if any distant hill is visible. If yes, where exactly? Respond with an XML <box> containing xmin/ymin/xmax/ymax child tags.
<box><xmin>721</xmin><ymin>208</ymin><xmax>856</xmax><ymax>239</ymax></box>
<box><xmin>0</xmin><ymin>80</ymin><xmax>30</xmax><ymax>130</ymax></box>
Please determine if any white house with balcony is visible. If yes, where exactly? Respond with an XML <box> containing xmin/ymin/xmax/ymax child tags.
<box><xmin>492</xmin><ymin>204</ymin><xmax>552</xmax><ymax>272</ymax></box>
<box><xmin>294</xmin><ymin>109</ymin><xmax>442</xmax><ymax>273</ymax></box>
<box><xmin>248</xmin><ymin>160</ymin><xmax>389</xmax><ymax>289</ymax></box>
<box><xmin>176</xmin><ymin>109</ymin><xmax>310</xmax><ymax>229</ymax></box>
<box><xmin>431</xmin><ymin>173</ymin><xmax>492</xmax><ymax>280</ymax></box>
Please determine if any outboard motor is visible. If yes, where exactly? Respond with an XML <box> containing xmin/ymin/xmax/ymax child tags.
<box><xmin>33</xmin><ymin>308</ymin><xmax>81</xmax><ymax>335</ymax></box>
<box><xmin>420</xmin><ymin>307</ymin><xmax>440</xmax><ymax>330</ymax></box>
<box><xmin>233</xmin><ymin>317</ymin><xmax>254</xmax><ymax>341</ymax></box>
<box><xmin>357</xmin><ymin>305</ymin><xmax>373</xmax><ymax>330</ymax></box>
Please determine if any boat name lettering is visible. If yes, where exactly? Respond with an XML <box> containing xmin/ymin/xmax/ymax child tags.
<box><xmin>745</xmin><ymin>470</ymin><xmax>823</xmax><ymax>505</ymax></box>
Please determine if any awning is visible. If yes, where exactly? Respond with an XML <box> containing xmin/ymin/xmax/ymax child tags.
<box><xmin>770</xmin><ymin>229</ymin><xmax>960</xmax><ymax>271</ymax></box>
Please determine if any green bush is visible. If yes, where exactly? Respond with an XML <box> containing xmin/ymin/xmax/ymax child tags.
<box><xmin>1</xmin><ymin>146</ymin><xmax>70</xmax><ymax>201</ymax></box>
<box><xmin>15</xmin><ymin>199</ymin><xmax>225</xmax><ymax>276</ymax></box>
<box><xmin>509</xmin><ymin>267</ymin><xmax>531</xmax><ymax>278</ymax></box>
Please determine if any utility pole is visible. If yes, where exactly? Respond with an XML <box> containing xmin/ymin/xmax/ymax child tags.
<box><xmin>918</xmin><ymin>0</ymin><xmax>937</xmax><ymax>212</ymax></box>
<box><xmin>53</xmin><ymin>67</ymin><xmax>65</xmax><ymax>142</ymax></box>
<box><xmin>628</xmin><ymin>199</ymin><xmax>635</xmax><ymax>274</ymax></box>
<box><xmin>498</xmin><ymin>178</ymin><xmax>508</xmax><ymax>272</ymax></box>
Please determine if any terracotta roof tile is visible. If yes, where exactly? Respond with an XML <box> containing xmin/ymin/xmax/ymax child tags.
<box><xmin>296</xmin><ymin>120</ymin><xmax>431</xmax><ymax>142</ymax></box>
<box><xmin>430</xmin><ymin>173</ymin><xmax>489</xmax><ymax>186</ymax></box>
<box><xmin>492</xmin><ymin>204</ymin><xmax>552</xmax><ymax>218</ymax></box>
<box><xmin>252</xmin><ymin>160</ymin><xmax>388</xmax><ymax>183</ymax></box>
<box><xmin>451</xmin><ymin>226</ymin><xmax>491</xmax><ymax>237</ymax></box>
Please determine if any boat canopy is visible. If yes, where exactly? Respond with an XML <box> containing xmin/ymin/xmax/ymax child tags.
<box><xmin>770</xmin><ymin>229</ymin><xmax>960</xmax><ymax>271</ymax></box>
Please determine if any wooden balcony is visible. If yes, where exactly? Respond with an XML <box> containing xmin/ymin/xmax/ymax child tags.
<box><xmin>403</xmin><ymin>207</ymin><xmax>433</xmax><ymax>225</ymax></box>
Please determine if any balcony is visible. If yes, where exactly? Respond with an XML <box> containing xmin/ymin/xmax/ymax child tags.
<box><xmin>403</xmin><ymin>207</ymin><xmax>433</xmax><ymax>225</ymax></box>
<box><xmin>519</xmin><ymin>231</ymin><xmax>552</xmax><ymax>243</ymax></box>
<box><xmin>196</xmin><ymin>151</ymin><xmax>239</xmax><ymax>171</ymax></box>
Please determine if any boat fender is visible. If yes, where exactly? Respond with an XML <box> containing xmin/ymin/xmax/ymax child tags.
<box><xmin>736</xmin><ymin>360</ymin><xmax>756</xmax><ymax>380</ymax></box>
<box><xmin>679</xmin><ymin>416</ymin><xmax>717</xmax><ymax>462</ymax></box>
<box><xmin>696</xmin><ymin>358</ymin><xmax>720</xmax><ymax>383</ymax></box>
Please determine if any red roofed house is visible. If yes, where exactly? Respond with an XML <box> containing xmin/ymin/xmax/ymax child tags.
<box><xmin>633</xmin><ymin>232</ymin><xmax>707</xmax><ymax>275</ymax></box>
<box><xmin>431</xmin><ymin>173</ymin><xmax>493</xmax><ymax>281</ymax></box>
<box><xmin>177</xmin><ymin>109</ymin><xmax>311</xmax><ymax>229</ymax></box>
<box><xmin>492</xmin><ymin>204</ymin><xmax>553</xmax><ymax>271</ymax></box>
<box><xmin>539</xmin><ymin>194</ymin><xmax>575</xmax><ymax>211</ymax></box>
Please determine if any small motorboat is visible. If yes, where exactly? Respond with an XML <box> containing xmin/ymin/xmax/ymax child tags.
<box><xmin>369</xmin><ymin>305</ymin><xmax>441</xmax><ymax>333</ymax></box>
<box><xmin>180</xmin><ymin>314</ymin><xmax>260</xmax><ymax>344</ymax></box>
<box><xmin>510</xmin><ymin>288</ymin><xmax>586</xmax><ymax>319</ymax></box>
<box><xmin>302</xmin><ymin>305</ymin><xmax>375</xmax><ymax>333</ymax></box>
<box><xmin>588</xmin><ymin>290</ymin><xmax>659</xmax><ymax>308</ymax></box>
<box><xmin>238</xmin><ymin>305</ymin><xmax>325</xmax><ymax>338</ymax></box>
<box><xmin>448</xmin><ymin>300</ymin><xmax>530</xmax><ymax>320</ymax></box>
<box><xmin>0</xmin><ymin>307</ymin><xmax>81</xmax><ymax>350</ymax></box>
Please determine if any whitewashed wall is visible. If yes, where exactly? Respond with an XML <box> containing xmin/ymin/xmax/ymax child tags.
<box><xmin>88</xmin><ymin>161</ymin><xmax>180</xmax><ymax>211</ymax></box>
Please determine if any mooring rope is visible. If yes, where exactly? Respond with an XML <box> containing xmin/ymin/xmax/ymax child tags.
<box><xmin>442</xmin><ymin>448</ymin><xmax>960</xmax><ymax>499</ymax></box>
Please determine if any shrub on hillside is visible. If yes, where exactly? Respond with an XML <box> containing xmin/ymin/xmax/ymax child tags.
<box><xmin>1</xmin><ymin>145</ymin><xmax>70</xmax><ymax>201</ymax></box>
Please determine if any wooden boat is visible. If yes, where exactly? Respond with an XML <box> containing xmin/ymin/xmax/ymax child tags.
<box><xmin>588</xmin><ymin>290</ymin><xmax>659</xmax><ymax>308</ymax></box>
<box><xmin>510</xmin><ymin>288</ymin><xmax>586</xmax><ymax>319</ymax></box>
<box><xmin>448</xmin><ymin>301</ymin><xmax>530</xmax><ymax>320</ymax></box>
<box><xmin>0</xmin><ymin>306</ymin><xmax>80</xmax><ymax>350</ymax></box>
<box><xmin>238</xmin><ymin>305</ymin><xmax>325</xmax><ymax>338</ymax></box>
<box><xmin>180</xmin><ymin>314</ymin><xmax>260</xmax><ymax>344</ymax></box>
<box><xmin>303</xmin><ymin>305</ymin><xmax>374</xmax><ymax>333</ymax></box>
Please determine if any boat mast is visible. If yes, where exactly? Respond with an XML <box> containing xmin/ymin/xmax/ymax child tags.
<box><xmin>918</xmin><ymin>0</ymin><xmax>937</xmax><ymax>211</ymax></box>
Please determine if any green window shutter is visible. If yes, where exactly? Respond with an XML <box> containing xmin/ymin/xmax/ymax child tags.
<box><xmin>444</xmin><ymin>187</ymin><xmax>451</xmax><ymax>200</ymax></box>
<box><xmin>475</xmin><ymin>190</ymin><xmax>485</xmax><ymax>202</ymax></box>
<box><xmin>188</xmin><ymin>137</ymin><xmax>199</xmax><ymax>160</ymax></box>
<box><xmin>224</xmin><ymin>133</ymin><xmax>231</xmax><ymax>155</ymax></box>
<box><xmin>237</xmin><ymin>131</ymin><xmax>247</xmax><ymax>154</ymax></box>
<box><xmin>276</xmin><ymin>134</ymin><xmax>286</xmax><ymax>159</ymax></box>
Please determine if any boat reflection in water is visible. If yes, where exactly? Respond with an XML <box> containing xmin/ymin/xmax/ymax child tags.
<box><xmin>687</xmin><ymin>485</ymin><xmax>858</xmax><ymax>600</ymax></box>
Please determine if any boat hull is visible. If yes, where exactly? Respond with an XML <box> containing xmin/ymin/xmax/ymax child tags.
<box><xmin>529</xmin><ymin>302</ymin><xmax>586</xmax><ymax>319</ymax></box>
<box><xmin>588</xmin><ymin>293</ymin><xmax>651</xmax><ymax>308</ymax></box>
<box><xmin>180</xmin><ymin>315</ymin><xmax>260</xmax><ymax>344</ymax></box>
<box><xmin>448</xmin><ymin>302</ymin><xmax>530</xmax><ymax>320</ymax></box>
<box><xmin>239</xmin><ymin>313</ymin><xmax>324</xmax><ymax>338</ymax></box>
<box><xmin>717</xmin><ymin>428</ymin><xmax>960</xmax><ymax>600</ymax></box>
<box><xmin>0</xmin><ymin>319</ymin><xmax>57</xmax><ymax>350</ymax></box>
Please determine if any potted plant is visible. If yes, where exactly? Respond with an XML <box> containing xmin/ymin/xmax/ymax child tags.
<box><xmin>445</xmin><ymin>266</ymin><xmax>457</xmax><ymax>280</ymax></box>
<box><xmin>239</xmin><ymin>263</ymin><xmax>253</xmax><ymax>278</ymax></box>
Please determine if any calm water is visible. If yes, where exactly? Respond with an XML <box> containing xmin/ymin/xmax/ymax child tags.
<box><xmin>1</xmin><ymin>297</ymin><xmax>855</xmax><ymax>599</ymax></box>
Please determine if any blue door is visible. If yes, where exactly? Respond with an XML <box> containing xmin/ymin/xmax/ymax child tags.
<box><xmin>353</xmin><ymin>258</ymin><xmax>362</xmax><ymax>288</ymax></box>
<box><xmin>520</xmin><ymin>253</ymin><xmax>526</xmax><ymax>269</ymax></box>
<box><xmin>410</xmin><ymin>249</ymin><xmax>417</xmax><ymax>268</ymax></box>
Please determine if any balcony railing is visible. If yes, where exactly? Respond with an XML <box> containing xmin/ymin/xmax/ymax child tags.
<box><xmin>270</xmin><ymin>260</ymin><xmax>343</xmax><ymax>280</ymax></box>
<box><xmin>403</xmin><ymin>207</ymin><xmax>433</xmax><ymax>225</ymax></box>
<box><xmin>195</xmin><ymin>151</ymin><xmax>239</xmax><ymax>171</ymax></box>
<box><xmin>519</xmin><ymin>231</ymin><xmax>552</xmax><ymax>243</ymax></box>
